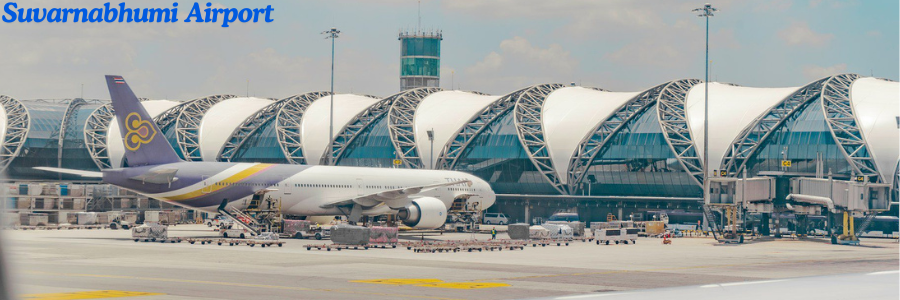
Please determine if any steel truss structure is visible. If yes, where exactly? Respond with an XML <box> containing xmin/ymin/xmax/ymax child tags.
<box><xmin>720</xmin><ymin>77</ymin><xmax>828</xmax><ymax>177</ymax></box>
<box><xmin>274</xmin><ymin>92</ymin><xmax>333</xmax><ymax>165</ymax></box>
<box><xmin>175</xmin><ymin>95</ymin><xmax>237</xmax><ymax>161</ymax></box>
<box><xmin>0</xmin><ymin>95</ymin><xmax>30</xmax><ymax>173</ymax></box>
<box><xmin>327</xmin><ymin>95</ymin><xmax>395</xmax><ymax>165</ymax></box>
<box><xmin>83</xmin><ymin>103</ymin><xmax>115</xmax><ymax>169</ymax></box>
<box><xmin>820</xmin><ymin>74</ymin><xmax>882</xmax><ymax>182</ymax></box>
<box><xmin>512</xmin><ymin>83</ymin><xmax>569</xmax><ymax>194</ymax></box>
<box><xmin>434</xmin><ymin>88</ymin><xmax>529</xmax><ymax>170</ymax></box>
<box><xmin>566</xmin><ymin>82</ymin><xmax>670</xmax><ymax>192</ymax></box>
<box><xmin>656</xmin><ymin>79</ymin><xmax>704</xmax><ymax>186</ymax></box>
<box><xmin>154</xmin><ymin>102</ymin><xmax>190</xmax><ymax>134</ymax></box>
<box><xmin>219</xmin><ymin>92</ymin><xmax>330</xmax><ymax>162</ymax></box>
<box><xmin>57</xmin><ymin>98</ymin><xmax>86</xmax><ymax>168</ymax></box>
<box><xmin>387</xmin><ymin>87</ymin><xmax>442</xmax><ymax>168</ymax></box>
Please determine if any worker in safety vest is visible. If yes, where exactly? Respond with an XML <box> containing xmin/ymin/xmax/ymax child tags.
<box><xmin>491</xmin><ymin>228</ymin><xmax>497</xmax><ymax>240</ymax></box>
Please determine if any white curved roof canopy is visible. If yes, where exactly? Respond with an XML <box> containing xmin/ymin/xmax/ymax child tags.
<box><xmin>542</xmin><ymin>87</ymin><xmax>639</xmax><ymax>183</ymax></box>
<box><xmin>685</xmin><ymin>83</ymin><xmax>801</xmax><ymax>172</ymax></box>
<box><xmin>108</xmin><ymin>100</ymin><xmax>181</xmax><ymax>168</ymax></box>
<box><xmin>850</xmin><ymin>77</ymin><xmax>900</xmax><ymax>185</ymax></box>
<box><xmin>302</xmin><ymin>94</ymin><xmax>381</xmax><ymax>165</ymax></box>
<box><xmin>199</xmin><ymin>97</ymin><xmax>274</xmax><ymax>161</ymax></box>
<box><xmin>414</xmin><ymin>91</ymin><xmax>499</xmax><ymax>168</ymax></box>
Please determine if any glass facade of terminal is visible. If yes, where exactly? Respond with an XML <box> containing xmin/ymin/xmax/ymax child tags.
<box><xmin>745</xmin><ymin>98</ymin><xmax>852</xmax><ymax>177</ymax></box>
<box><xmin>61</xmin><ymin>104</ymin><xmax>102</xmax><ymax>171</ymax></box>
<box><xmin>578</xmin><ymin>105</ymin><xmax>702</xmax><ymax>197</ymax></box>
<box><xmin>232</xmin><ymin>120</ymin><xmax>286</xmax><ymax>164</ymax></box>
<box><xmin>7</xmin><ymin>101</ymin><xmax>68</xmax><ymax>179</ymax></box>
<box><xmin>336</xmin><ymin>116</ymin><xmax>396</xmax><ymax>168</ymax></box>
<box><xmin>161</xmin><ymin>123</ymin><xmax>184</xmax><ymax>161</ymax></box>
<box><xmin>453</xmin><ymin>111</ymin><xmax>558</xmax><ymax>195</ymax></box>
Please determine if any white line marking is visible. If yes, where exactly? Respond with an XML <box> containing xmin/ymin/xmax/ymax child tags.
<box><xmin>867</xmin><ymin>270</ymin><xmax>899</xmax><ymax>275</ymax></box>
<box><xmin>701</xmin><ymin>279</ymin><xmax>786</xmax><ymax>288</ymax></box>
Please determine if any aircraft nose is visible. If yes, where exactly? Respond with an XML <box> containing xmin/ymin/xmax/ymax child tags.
<box><xmin>474</xmin><ymin>176</ymin><xmax>496</xmax><ymax>209</ymax></box>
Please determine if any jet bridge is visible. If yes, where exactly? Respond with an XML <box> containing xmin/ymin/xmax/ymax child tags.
<box><xmin>705</xmin><ymin>174</ymin><xmax>891</xmax><ymax>244</ymax></box>
<box><xmin>706</xmin><ymin>177</ymin><xmax>776</xmax><ymax>243</ymax></box>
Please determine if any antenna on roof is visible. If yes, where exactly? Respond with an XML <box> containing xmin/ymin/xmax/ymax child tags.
<box><xmin>417</xmin><ymin>0</ymin><xmax>421</xmax><ymax>33</ymax></box>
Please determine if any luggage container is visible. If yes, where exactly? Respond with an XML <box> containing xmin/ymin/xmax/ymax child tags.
<box><xmin>144</xmin><ymin>211</ymin><xmax>160</xmax><ymax>223</ymax></box>
<box><xmin>49</xmin><ymin>212</ymin><xmax>69</xmax><ymax>225</ymax></box>
<box><xmin>26</xmin><ymin>214</ymin><xmax>49</xmax><ymax>226</ymax></box>
<box><xmin>27</xmin><ymin>184</ymin><xmax>42</xmax><ymax>196</ymax></box>
<box><xmin>369</xmin><ymin>226</ymin><xmax>398</xmax><ymax>245</ymax></box>
<box><xmin>77</xmin><ymin>212</ymin><xmax>98</xmax><ymax>225</ymax></box>
<box><xmin>645</xmin><ymin>221</ymin><xmax>666</xmax><ymax>235</ymax></box>
<box><xmin>16</xmin><ymin>198</ymin><xmax>31</xmax><ymax>209</ymax></box>
<box><xmin>529</xmin><ymin>225</ymin><xmax>550</xmax><ymax>239</ymax></box>
<box><xmin>132</xmin><ymin>223</ymin><xmax>168</xmax><ymax>241</ymax></box>
<box><xmin>541</xmin><ymin>223</ymin><xmax>574</xmax><ymax>240</ymax></box>
<box><xmin>282</xmin><ymin>219</ymin><xmax>313</xmax><ymax>238</ymax></box>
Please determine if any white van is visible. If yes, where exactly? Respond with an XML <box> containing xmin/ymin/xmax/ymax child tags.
<box><xmin>483</xmin><ymin>213</ymin><xmax>509</xmax><ymax>225</ymax></box>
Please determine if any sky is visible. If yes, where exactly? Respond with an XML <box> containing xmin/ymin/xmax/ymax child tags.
<box><xmin>0</xmin><ymin>0</ymin><xmax>897</xmax><ymax>100</ymax></box>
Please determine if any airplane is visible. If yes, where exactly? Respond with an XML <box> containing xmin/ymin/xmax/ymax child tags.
<box><xmin>36</xmin><ymin>75</ymin><xmax>496</xmax><ymax>230</ymax></box>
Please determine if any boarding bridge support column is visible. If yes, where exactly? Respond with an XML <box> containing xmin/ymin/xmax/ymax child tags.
<box><xmin>524</xmin><ymin>200</ymin><xmax>531</xmax><ymax>225</ymax></box>
<box><xmin>617</xmin><ymin>204</ymin><xmax>623</xmax><ymax>222</ymax></box>
<box><xmin>759</xmin><ymin>213</ymin><xmax>770</xmax><ymax>236</ymax></box>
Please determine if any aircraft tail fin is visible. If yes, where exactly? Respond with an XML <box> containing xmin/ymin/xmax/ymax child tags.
<box><xmin>105</xmin><ymin>75</ymin><xmax>181</xmax><ymax>167</ymax></box>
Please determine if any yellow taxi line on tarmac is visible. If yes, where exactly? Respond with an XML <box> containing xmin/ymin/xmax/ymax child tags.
<box><xmin>471</xmin><ymin>254</ymin><xmax>900</xmax><ymax>282</ymax></box>
<box><xmin>352</xmin><ymin>279</ymin><xmax>510</xmax><ymax>289</ymax></box>
<box><xmin>23</xmin><ymin>271</ymin><xmax>467</xmax><ymax>300</ymax></box>
<box><xmin>22</xmin><ymin>290</ymin><xmax>163</xmax><ymax>300</ymax></box>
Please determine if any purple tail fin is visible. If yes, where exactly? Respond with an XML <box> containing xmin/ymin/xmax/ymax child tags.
<box><xmin>105</xmin><ymin>75</ymin><xmax>181</xmax><ymax>167</ymax></box>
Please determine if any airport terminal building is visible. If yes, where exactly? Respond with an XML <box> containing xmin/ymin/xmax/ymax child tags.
<box><xmin>1</xmin><ymin>74</ymin><xmax>897</xmax><ymax>222</ymax></box>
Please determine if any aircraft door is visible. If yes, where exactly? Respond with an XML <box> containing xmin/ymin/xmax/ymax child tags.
<box><xmin>284</xmin><ymin>177</ymin><xmax>292</xmax><ymax>195</ymax></box>
<box><xmin>201</xmin><ymin>175</ymin><xmax>211</xmax><ymax>193</ymax></box>
<box><xmin>356</xmin><ymin>178</ymin><xmax>364</xmax><ymax>196</ymax></box>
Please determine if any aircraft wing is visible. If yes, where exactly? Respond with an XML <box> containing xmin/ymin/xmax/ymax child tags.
<box><xmin>33</xmin><ymin>167</ymin><xmax>103</xmax><ymax>178</ymax></box>
<box><xmin>319</xmin><ymin>179</ymin><xmax>472</xmax><ymax>209</ymax></box>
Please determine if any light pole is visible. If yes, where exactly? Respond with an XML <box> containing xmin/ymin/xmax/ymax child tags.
<box><xmin>693</xmin><ymin>3</ymin><xmax>716</xmax><ymax>207</ymax></box>
<box><xmin>322</xmin><ymin>27</ymin><xmax>340</xmax><ymax>165</ymax></box>
<box><xmin>426</xmin><ymin>129</ymin><xmax>435</xmax><ymax>169</ymax></box>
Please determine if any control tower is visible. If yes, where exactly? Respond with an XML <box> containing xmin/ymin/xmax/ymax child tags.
<box><xmin>399</xmin><ymin>30</ymin><xmax>442</xmax><ymax>90</ymax></box>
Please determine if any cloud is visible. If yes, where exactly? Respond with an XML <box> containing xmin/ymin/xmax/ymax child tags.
<box><xmin>778</xmin><ymin>22</ymin><xmax>833</xmax><ymax>47</ymax></box>
<box><xmin>802</xmin><ymin>63</ymin><xmax>846</xmax><ymax>80</ymax></box>
<box><xmin>462</xmin><ymin>37</ymin><xmax>577</xmax><ymax>93</ymax></box>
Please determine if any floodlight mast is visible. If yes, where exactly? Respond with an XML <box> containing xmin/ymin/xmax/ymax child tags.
<box><xmin>693</xmin><ymin>3</ymin><xmax>716</xmax><ymax>210</ymax></box>
<box><xmin>322</xmin><ymin>27</ymin><xmax>340</xmax><ymax>166</ymax></box>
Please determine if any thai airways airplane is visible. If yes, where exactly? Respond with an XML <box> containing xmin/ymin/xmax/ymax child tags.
<box><xmin>37</xmin><ymin>75</ymin><xmax>496</xmax><ymax>229</ymax></box>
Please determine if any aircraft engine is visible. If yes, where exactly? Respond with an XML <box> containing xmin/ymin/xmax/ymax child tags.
<box><xmin>397</xmin><ymin>197</ymin><xmax>447</xmax><ymax>229</ymax></box>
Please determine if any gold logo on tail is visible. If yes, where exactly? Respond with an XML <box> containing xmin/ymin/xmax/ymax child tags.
<box><xmin>124</xmin><ymin>112</ymin><xmax>157</xmax><ymax>151</ymax></box>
